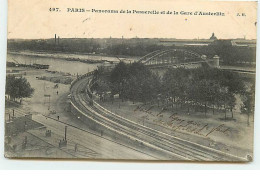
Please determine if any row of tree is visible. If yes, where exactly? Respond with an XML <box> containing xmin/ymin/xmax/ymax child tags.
<box><xmin>161</xmin><ymin>67</ymin><xmax>244</xmax><ymax>118</ymax></box>
<box><xmin>94</xmin><ymin>62</ymin><xmax>255</xmax><ymax>119</ymax></box>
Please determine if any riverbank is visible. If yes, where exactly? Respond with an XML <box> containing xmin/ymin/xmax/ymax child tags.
<box><xmin>7</xmin><ymin>50</ymin><xmax>138</xmax><ymax>64</ymax></box>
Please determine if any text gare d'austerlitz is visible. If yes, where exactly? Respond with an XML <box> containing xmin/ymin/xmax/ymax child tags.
<box><xmin>67</xmin><ymin>8</ymin><xmax>225</xmax><ymax>16</ymax></box>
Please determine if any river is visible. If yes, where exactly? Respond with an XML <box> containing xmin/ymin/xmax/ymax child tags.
<box><xmin>7</xmin><ymin>52</ymin><xmax>122</xmax><ymax>75</ymax></box>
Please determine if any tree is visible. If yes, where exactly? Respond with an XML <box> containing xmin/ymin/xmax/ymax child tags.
<box><xmin>110</xmin><ymin>61</ymin><xmax>129</xmax><ymax>99</ymax></box>
<box><xmin>226</xmin><ymin>93</ymin><xmax>236</xmax><ymax>119</ymax></box>
<box><xmin>5</xmin><ymin>75</ymin><xmax>34</xmax><ymax>102</ymax></box>
<box><xmin>95</xmin><ymin>79</ymin><xmax>111</xmax><ymax>96</ymax></box>
<box><xmin>109</xmin><ymin>62</ymin><xmax>161</xmax><ymax>104</ymax></box>
<box><xmin>125</xmin><ymin>76</ymin><xmax>140</xmax><ymax>104</ymax></box>
<box><xmin>241</xmin><ymin>83</ymin><xmax>255</xmax><ymax>126</ymax></box>
<box><xmin>162</xmin><ymin>67</ymin><xmax>188</xmax><ymax>111</ymax></box>
<box><xmin>220</xmin><ymin>70</ymin><xmax>245</xmax><ymax>95</ymax></box>
<box><xmin>197</xmin><ymin>79</ymin><xmax>212</xmax><ymax>116</ymax></box>
<box><xmin>208</xmin><ymin>81</ymin><xmax>221</xmax><ymax>115</ymax></box>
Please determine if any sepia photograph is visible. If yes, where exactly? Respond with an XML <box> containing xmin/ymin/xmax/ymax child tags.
<box><xmin>3</xmin><ymin>0</ymin><xmax>257</xmax><ymax>162</ymax></box>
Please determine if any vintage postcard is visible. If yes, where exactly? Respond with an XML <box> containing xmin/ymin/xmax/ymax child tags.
<box><xmin>4</xmin><ymin>0</ymin><xmax>257</xmax><ymax>161</ymax></box>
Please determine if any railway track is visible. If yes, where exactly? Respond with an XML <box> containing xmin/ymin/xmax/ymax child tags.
<box><xmin>70</xmin><ymin>75</ymin><xmax>247</xmax><ymax>162</ymax></box>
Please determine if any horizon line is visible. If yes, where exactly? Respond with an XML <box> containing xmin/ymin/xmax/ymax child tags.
<box><xmin>7</xmin><ymin>37</ymin><xmax>257</xmax><ymax>40</ymax></box>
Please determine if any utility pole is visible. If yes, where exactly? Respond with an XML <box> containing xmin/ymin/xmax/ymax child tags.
<box><xmin>59</xmin><ymin>125</ymin><xmax>68</xmax><ymax>148</ymax></box>
<box><xmin>64</xmin><ymin>126</ymin><xmax>67</xmax><ymax>140</ymax></box>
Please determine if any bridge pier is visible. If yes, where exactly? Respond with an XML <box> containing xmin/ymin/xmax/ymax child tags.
<box><xmin>206</xmin><ymin>55</ymin><xmax>220</xmax><ymax>68</ymax></box>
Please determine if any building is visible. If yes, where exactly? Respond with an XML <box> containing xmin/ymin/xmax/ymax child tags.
<box><xmin>210</xmin><ymin>33</ymin><xmax>217</xmax><ymax>40</ymax></box>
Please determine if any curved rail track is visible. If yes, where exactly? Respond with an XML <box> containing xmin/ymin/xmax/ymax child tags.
<box><xmin>70</xmin><ymin>74</ymin><xmax>247</xmax><ymax>162</ymax></box>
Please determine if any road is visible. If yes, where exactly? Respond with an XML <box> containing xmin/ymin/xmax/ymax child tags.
<box><xmin>32</xmin><ymin>114</ymin><xmax>156</xmax><ymax>160</ymax></box>
<box><xmin>70</xmin><ymin>75</ymin><xmax>248</xmax><ymax>161</ymax></box>
<box><xmin>20</xmin><ymin>71</ymin><xmax>156</xmax><ymax>160</ymax></box>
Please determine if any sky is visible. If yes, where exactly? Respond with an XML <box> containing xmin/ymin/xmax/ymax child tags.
<box><xmin>7</xmin><ymin>0</ymin><xmax>257</xmax><ymax>39</ymax></box>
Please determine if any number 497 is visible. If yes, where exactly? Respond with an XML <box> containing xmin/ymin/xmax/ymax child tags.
<box><xmin>49</xmin><ymin>8</ymin><xmax>60</xmax><ymax>12</ymax></box>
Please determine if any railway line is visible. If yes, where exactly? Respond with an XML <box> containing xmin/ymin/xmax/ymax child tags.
<box><xmin>70</xmin><ymin>74</ymin><xmax>247</xmax><ymax>162</ymax></box>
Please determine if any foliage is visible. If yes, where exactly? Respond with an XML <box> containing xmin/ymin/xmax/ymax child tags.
<box><xmin>109</xmin><ymin>62</ymin><xmax>160</xmax><ymax>103</ymax></box>
<box><xmin>241</xmin><ymin>83</ymin><xmax>255</xmax><ymax>117</ymax></box>
<box><xmin>5</xmin><ymin>75</ymin><xmax>34</xmax><ymax>100</ymax></box>
<box><xmin>95</xmin><ymin>62</ymin><xmax>249</xmax><ymax>118</ymax></box>
<box><xmin>162</xmin><ymin>67</ymin><xmax>243</xmax><ymax>116</ymax></box>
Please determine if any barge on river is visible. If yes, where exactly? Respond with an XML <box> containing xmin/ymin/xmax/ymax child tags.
<box><xmin>7</xmin><ymin>62</ymin><xmax>49</xmax><ymax>69</ymax></box>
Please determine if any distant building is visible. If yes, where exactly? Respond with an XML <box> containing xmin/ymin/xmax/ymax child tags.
<box><xmin>210</xmin><ymin>33</ymin><xmax>217</xmax><ymax>40</ymax></box>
